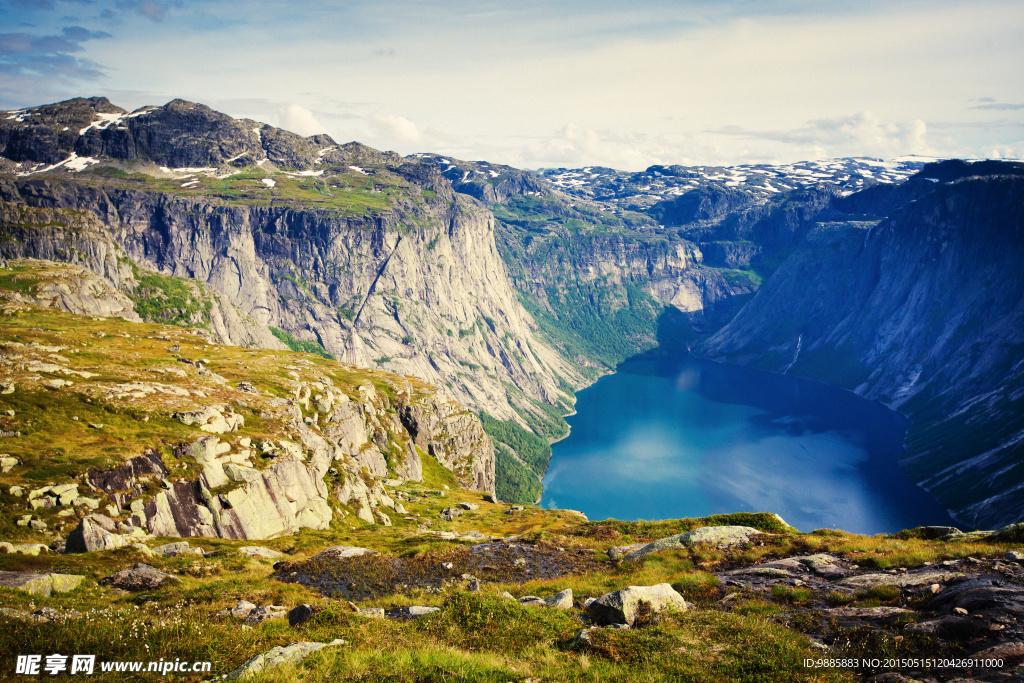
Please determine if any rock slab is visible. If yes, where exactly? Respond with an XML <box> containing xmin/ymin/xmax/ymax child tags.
<box><xmin>587</xmin><ymin>583</ymin><xmax>690</xmax><ymax>626</ymax></box>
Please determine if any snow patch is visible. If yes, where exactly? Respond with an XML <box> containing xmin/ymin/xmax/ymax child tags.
<box><xmin>78</xmin><ymin>112</ymin><xmax>125</xmax><ymax>136</ymax></box>
<box><xmin>348</xmin><ymin>165</ymin><xmax>367</xmax><ymax>175</ymax></box>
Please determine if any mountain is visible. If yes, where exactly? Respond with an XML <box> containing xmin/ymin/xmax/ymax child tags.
<box><xmin>697</xmin><ymin>160</ymin><xmax>1024</xmax><ymax>528</ymax></box>
<box><xmin>0</xmin><ymin>98</ymin><xmax>586</xmax><ymax>505</ymax></box>
<box><xmin>3</xmin><ymin>96</ymin><xmax>1024</xmax><ymax>523</ymax></box>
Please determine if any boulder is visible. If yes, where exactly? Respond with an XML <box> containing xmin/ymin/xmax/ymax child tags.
<box><xmin>358</xmin><ymin>607</ymin><xmax>385</xmax><ymax>618</ymax></box>
<box><xmin>407</xmin><ymin>606</ymin><xmax>440</xmax><ymax>617</ymax></box>
<box><xmin>0</xmin><ymin>455</ymin><xmax>18</xmax><ymax>473</ymax></box>
<box><xmin>225</xmin><ymin>601</ymin><xmax>257</xmax><ymax>619</ymax></box>
<box><xmin>0</xmin><ymin>571</ymin><xmax>85</xmax><ymax>597</ymax></box>
<box><xmin>587</xmin><ymin>583</ymin><xmax>690</xmax><ymax>626</ymax></box>
<box><xmin>151</xmin><ymin>541</ymin><xmax>203</xmax><ymax>558</ymax></box>
<box><xmin>131</xmin><ymin>543</ymin><xmax>153</xmax><ymax>558</ymax></box>
<box><xmin>10</xmin><ymin>543</ymin><xmax>49</xmax><ymax>556</ymax></box>
<box><xmin>239</xmin><ymin>546</ymin><xmax>285</xmax><ymax>560</ymax></box>
<box><xmin>65</xmin><ymin>514</ymin><xmax>130</xmax><ymax>553</ymax></box>
<box><xmin>545</xmin><ymin>588</ymin><xmax>573</xmax><ymax>609</ymax></box>
<box><xmin>99</xmin><ymin>564</ymin><xmax>180</xmax><ymax>592</ymax></box>
<box><xmin>457</xmin><ymin>502</ymin><xmax>479</xmax><ymax>511</ymax></box>
<box><xmin>607</xmin><ymin>543</ymin><xmax>646</xmax><ymax>561</ymax></box>
<box><xmin>838</xmin><ymin>570</ymin><xmax>963</xmax><ymax>590</ymax></box>
<box><xmin>225</xmin><ymin>641</ymin><xmax>345</xmax><ymax>680</ymax></box>
<box><xmin>622</xmin><ymin>526</ymin><xmax>764</xmax><ymax>562</ymax></box>
<box><xmin>313</xmin><ymin>545</ymin><xmax>375</xmax><ymax>560</ymax></box>
<box><xmin>288</xmin><ymin>604</ymin><xmax>319</xmax><ymax>627</ymax></box>
<box><xmin>244</xmin><ymin>606</ymin><xmax>287</xmax><ymax>625</ymax></box>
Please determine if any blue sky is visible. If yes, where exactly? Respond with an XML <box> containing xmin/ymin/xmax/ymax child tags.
<box><xmin>1</xmin><ymin>0</ymin><xmax>1022</xmax><ymax>169</ymax></box>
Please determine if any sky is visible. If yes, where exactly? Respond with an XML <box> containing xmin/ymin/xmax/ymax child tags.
<box><xmin>1</xmin><ymin>0</ymin><xmax>1022</xmax><ymax>170</ymax></box>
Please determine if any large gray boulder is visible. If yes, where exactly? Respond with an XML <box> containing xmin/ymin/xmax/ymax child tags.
<box><xmin>226</xmin><ymin>640</ymin><xmax>345</xmax><ymax>679</ymax></box>
<box><xmin>0</xmin><ymin>571</ymin><xmax>85</xmax><ymax>597</ymax></box>
<box><xmin>587</xmin><ymin>583</ymin><xmax>690</xmax><ymax>626</ymax></box>
<box><xmin>99</xmin><ymin>564</ymin><xmax>180</xmax><ymax>592</ymax></box>
<box><xmin>65</xmin><ymin>514</ymin><xmax>130</xmax><ymax>553</ymax></box>
<box><xmin>621</xmin><ymin>526</ymin><xmax>764</xmax><ymax>562</ymax></box>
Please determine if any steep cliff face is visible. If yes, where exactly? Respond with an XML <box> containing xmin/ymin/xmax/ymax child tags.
<box><xmin>698</xmin><ymin>164</ymin><xmax>1024</xmax><ymax>528</ymax></box>
<box><xmin>0</xmin><ymin>97</ymin><xmax>581</xmax><ymax>434</ymax></box>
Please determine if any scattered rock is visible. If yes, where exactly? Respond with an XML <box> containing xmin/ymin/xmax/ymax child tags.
<box><xmin>588</xmin><ymin>583</ymin><xmax>691</xmax><ymax>626</ymax></box>
<box><xmin>151</xmin><ymin>541</ymin><xmax>204</xmax><ymax>558</ymax></box>
<box><xmin>571</xmin><ymin>628</ymin><xmax>593</xmax><ymax>647</ymax></box>
<box><xmin>244</xmin><ymin>606</ymin><xmax>287</xmax><ymax>626</ymax></box>
<box><xmin>239</xmin><ymin>546</ymin><xmax>285</xmax><ymax>560</ymax></box>
<box><xmin>0</xmin><ymin>571</ymin><xmax>85</xmax><ymax>597</ymax></box>
<box><xmin>837</xmin><ymin>570</ymin><xmax>962</xmax><ymax>589</ymax></box>
<box><xmin>225</xmin><ymin>601</ymin><xmax>257</xmax><ymax>619</ymax></box>
<box><xmin>545</xmin><ymin>588</ymin><xmax>573</xmax><ymax>609</ymax></box>
<box><xmin>288</xmin><ymin>604</ymin><xmax>320</xmax><ymax>627</ymax></box>
<box><xmin>313</xmin><ymin>546</ymin><xmax>376</xmax><ymax>560</ymax></box>
<box><xmin>440</xmin><ymin>507</ymin><xmax>463</xmax><ymax>521</ymax></box>
<box><xmin>607</xmin><ymin>543</ymin><xmax>646</xmax><ymax>561</ymax></box>
<box><xmin>622</xmin><ymin>526</ymin><xmax>764</xmax><ymax>562</ymax></box>
<box><xmin>99</xmin><ymin>564</ymin><xmax>180</xmax><ymax>592</ymax></box>
<box><xmin>0</xmin><ymin>607</ymin><xmax>49</xmax><ymax>623</ymax></box>
<box><xmin>237</xmin><ymin>381</ymin><xmax>259</xmax><ymax>395</ymax></box>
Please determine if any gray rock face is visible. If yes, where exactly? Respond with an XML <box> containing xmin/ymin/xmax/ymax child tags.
<box><xmin>587</xmin><ymin>584</ymin><xmax>690</xmax><ymax>626</ymax></box>
<box><xmin>0</xmin><ymin>571</ymin><xmax>84</xmax><ymax>597</ymax></box>
<box><xmin>837</xmin><ymin>570</ymin><xmax>964</xmax><ymax>590</ymax></box>
<box><xmin>65</xmin><ymin>514</ymin><xmax>130</xmax><ymax>553</ymax></box>
<box><xmin>621</xmin><ymin>526</ymin><xmax>764</xmax><ymax>562</ymax></box>
<box><xmin>0</xmin><ymin>160</ymin><xmax>578</xmax><ymax>440</ymax></box>
<box><xmin>545</xmin><ymin>588</ymin><xmax>573</xmax><ymax>609</ymax></box>
<box><xmin>99</xmin><ymin>564</ymin><xmax>180</xmax><ymax>592</ymax></box>
<box><xmin>225</xmin><ymin>639</ymin><xmax>345</xmax><ymax>680</ymax></box>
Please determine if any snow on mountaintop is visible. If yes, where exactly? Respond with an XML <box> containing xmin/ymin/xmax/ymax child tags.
<box><xmin>537</xmin><ymin>157</ymin><xmax>929</xmax><ymax>209</ymax></box>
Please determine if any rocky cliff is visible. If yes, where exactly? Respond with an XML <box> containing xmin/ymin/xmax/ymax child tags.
<box><xmin>698</xmin><ymin>161</ymin><xmax>1024</xmax><ymax>528</ymax></box>
<box><xmin>0</xmin><ymin>281</ymin><xmax>495</xmax><ymax>544</ymax></box>
<box><xmin>0</xmin><ymin>97</ymin><xmax>581</xmax><ymax>438</ymax></box>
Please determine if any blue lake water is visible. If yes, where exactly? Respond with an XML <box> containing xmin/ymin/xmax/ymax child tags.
<box><xmin>539</xmin><ymin>354</ymin><xmax>955</xmax><ymax>534</ymax></box>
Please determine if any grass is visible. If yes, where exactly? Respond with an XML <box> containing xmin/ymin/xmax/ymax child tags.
<box><xmin>130</xmin><ymin>267</ymin><xmax>213</xmax><ymax>329</ymax></box>
<box><xmin>269</xmin><ymin>326</ymin><xmax>335</xmax><ymax>360</ymax></box>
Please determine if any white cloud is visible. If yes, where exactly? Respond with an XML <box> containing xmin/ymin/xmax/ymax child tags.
<box><xmin>280</xmin><ymin>104</ymin><xmax>327</xmax><ymax>137</ymax></box>
<box><xmin>368</xmin><ymin>113</ymin><xmax>423</xmax><ymax>145</ymax></box>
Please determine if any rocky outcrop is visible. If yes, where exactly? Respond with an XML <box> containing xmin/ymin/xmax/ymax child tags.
<box><xmin>99</xmin><ymin>564</ymin><xmax>180</xmax><ymax>592</ymax></box>
<box><xmin>587</xmin><ymin>583</ymin><xmax>690</xmax><ymax>626</ymax></box>
<box><xmin>225</xmin><ymin>640</ymin><xmax>346</xmax><ymax>680</ymax></box>
<box><xmin>618</xmin><ymin>526</ymin><xmax>765</xmax><ymax>562</ymax></box>
<box><xmin>0</xmin><ymin>571</ymin><xmax>84</xmax><ymax>597</ymax></box>
<box><xmin>64</xmin><ymin>376</ymin><xmax>493</xmax><ymax>542</ymax></box>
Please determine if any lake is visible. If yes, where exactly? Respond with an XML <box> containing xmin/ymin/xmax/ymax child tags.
<box><xmin>539</xmin><ymin>354</ymin><xmax>956</xmax><ymax>534</ymax></box>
